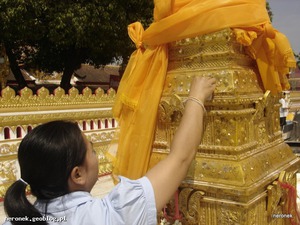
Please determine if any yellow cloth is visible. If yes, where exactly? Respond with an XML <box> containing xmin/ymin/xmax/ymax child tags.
<box><xmin>113</xmin><ymin>0</ymin><xmax>296</xmax><ymax>179</ymax></box>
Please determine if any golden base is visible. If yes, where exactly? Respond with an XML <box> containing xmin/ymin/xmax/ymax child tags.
<box><xmin>150</xmin><ymin>29</ymin><xmax>300</xmax><ymax>225</ymax></box>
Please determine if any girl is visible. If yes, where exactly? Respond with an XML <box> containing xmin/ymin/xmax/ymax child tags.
<box><xmin>3</xmin><ymin>76</ymin><xmax>216</xmax><ymax>225</ymax></box>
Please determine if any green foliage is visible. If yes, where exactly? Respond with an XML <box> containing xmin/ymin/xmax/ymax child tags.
<box><xmin>0</xmin><ymin>0</ymin><xmax>153</xmax><ymax>79</ymax></box>
<box><xmin>266</xmin><ymin>2</ymin><xmax>273</xmax><ymax>22</ymax></box>
<box><xmin>295</xmin><ymin>53</ymin><xmax>300</xmax><ymax>68</ymax></box>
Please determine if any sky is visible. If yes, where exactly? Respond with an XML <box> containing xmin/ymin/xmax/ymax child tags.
<box><xmin>268</xmin><ymin>0</ymin><xmax>300</xmax><ymax>53</ymax></box>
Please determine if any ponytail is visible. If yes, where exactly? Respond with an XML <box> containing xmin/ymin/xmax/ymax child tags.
<box><xmin>4</xmin><ymin>180</ymin><xmax>47</xmax><ymax>225</ymax></box>
<box><xmin>4</xmin><ymin>120</ymin><xmax>87</xmax><ymax>224</ymax></box>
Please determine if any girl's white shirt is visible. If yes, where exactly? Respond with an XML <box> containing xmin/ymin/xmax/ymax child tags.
<box><xmin>3</xmin><ymin>176</ymin><xmax>157</xmax><ymax>225</ymax></box>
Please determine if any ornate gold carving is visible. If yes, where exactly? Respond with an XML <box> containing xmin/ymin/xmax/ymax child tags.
<box><xmin>0</xmin><ymin>86</ymin><xmax>117</xmax><ymax>198</ymax></box>
<box><xmin>168</xmin><ymin>29</ymin><xmax>255</xmax><ymax>73</ymax></box>
<box><xmin>0</xmin><ymin>143</ymin><xmax>19</xmax><ymax>156</ymax></box>
<box><xmin>0</xmin><ymin>159</ymin><xmax>17</xmax><ymax>182</ymax></box>
<box><xmin>95</xmin><ymin>145</ymin><xmax>113</xmax><ymax>176</ymax></box>
<box><xmin>0</xmin><ymin>86</ymin><xmax>115</xmax><ymax>109</ymax></box>
<box><xmin>267</xmin><ymin>170</ymin><xmax>299</xmax><ymax>220</ymax></box>
<box><xmin>219</xmin><ymin>207</ymin><xmax>241</xmax><ymax>224</ymax></box>
<box><xmin>0</xmin><ymin>159</ymin><xmax>18</xmax><ymax>198</ymax></box>
<box><xmin>151</xmin><ymin>28</ymin><xmax>300</xmax><ymax>224</ymax></box>
<box><xmin>179</xmin><ymin>188</ymin><xmax>205</xmax><ymax>224</ymax></box>
<box><xmin>87</xmin><ymin>129</ymin><xmax>117</xmax><ymax>144</ymax></box>
<box><xmin>267</xmin><ymin>180</ymin><xmax>283</xmax><ymax>216</ymax></box>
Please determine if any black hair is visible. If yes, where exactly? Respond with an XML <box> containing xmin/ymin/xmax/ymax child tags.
<box><xmin>4</xmin><ymin>120</ymin><xmax>87</xmax><ymax>224</ymax></box>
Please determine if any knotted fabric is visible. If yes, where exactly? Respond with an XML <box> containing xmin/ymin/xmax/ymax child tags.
<box><xmin>113</xmin><ymin>0</ymin><xmax>296</xmax><ymax>179</ymax></box>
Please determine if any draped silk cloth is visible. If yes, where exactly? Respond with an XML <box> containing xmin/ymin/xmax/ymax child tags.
<box><xmin>113</xmin><ymin>0</ymin><xmax>296</xmax><ymax>179</ymax></box>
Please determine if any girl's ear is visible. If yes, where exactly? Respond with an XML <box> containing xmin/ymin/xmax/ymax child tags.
<box><xmin>68</xmin><ymin>166</ymin><xmax>86</xmax><ymax>190</ymax></box>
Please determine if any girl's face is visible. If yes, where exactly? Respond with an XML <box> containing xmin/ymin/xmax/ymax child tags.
<box><xmin>81</xmin><ymin>134</ymin><xmax>99</xmax><ymax>192</ymax></box>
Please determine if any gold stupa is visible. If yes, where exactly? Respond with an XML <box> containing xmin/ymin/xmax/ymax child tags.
<box><xmin>149</xmin><ymin>28</ymin><xmax>300</xmax><ymax>225</ymax></box>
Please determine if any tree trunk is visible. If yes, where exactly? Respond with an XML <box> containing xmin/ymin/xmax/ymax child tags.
<box><xmin>60</xmin><ymin>65</ymin><xmax>73</xmax><ymax>93</ymax></box>
<box><xmin>60</xmin><ymin>48</ymin><xmax>82</xmax><ymax>93</ymax></box>
<box><xmin>4</xmin><ymin>43</ymin><xmax>27</xmax><ymax>90</ymax></box>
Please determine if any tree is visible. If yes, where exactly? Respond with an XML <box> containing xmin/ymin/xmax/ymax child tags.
<box><xmin>0</xmin><ymin>0</ymin><xmax>153</xmax><ymax>92</ymax></box>
<box><xmin>295</xmin><ymin>53</ymin><xmax>300</xmax><ymax>69</ymax></box>
<box><xmin>0</xmin><ymin>0</ymin><xmax>45</xmax><ymax>89</ymax></box>
<box><xmin>266</xmin><ymin>2</ymin><xmax>273</xmax><ymax>22</ymax></box>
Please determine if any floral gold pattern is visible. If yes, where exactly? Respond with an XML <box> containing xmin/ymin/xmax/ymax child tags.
<box><xmin>149</xmin><ymin>29</ymin><xmax>300</xmax><ymax>224</ymax></box>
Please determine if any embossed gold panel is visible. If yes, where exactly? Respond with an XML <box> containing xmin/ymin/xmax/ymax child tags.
<box><xmin>149</xmin><ymin>29</ymin><xmax>300</xmax><ymax>225</ymax></box>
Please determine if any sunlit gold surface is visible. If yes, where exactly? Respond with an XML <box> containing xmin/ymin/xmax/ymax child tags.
<box><xmin>149</xmin><ymin>28</ymin><xmax>300</xmax><ymax>224</ymax></box>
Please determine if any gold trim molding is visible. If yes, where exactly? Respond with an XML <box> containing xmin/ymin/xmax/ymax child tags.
<box><xmin>0</xmin><ymin>86</ymin><xmax>117</xmax><ymax>199</ymax></box>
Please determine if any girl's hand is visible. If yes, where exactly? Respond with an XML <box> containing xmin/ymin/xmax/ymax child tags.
<box><xmin>189</xmin><ymin>76</ymin><xmax>216</xmax><ymax>102</ymax></box>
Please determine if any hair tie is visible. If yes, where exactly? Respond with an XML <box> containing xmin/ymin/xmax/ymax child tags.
<box><xmin>19</xmin><ymin>178</ymin><xmax>29</xmax><ymax>186</ymax></box>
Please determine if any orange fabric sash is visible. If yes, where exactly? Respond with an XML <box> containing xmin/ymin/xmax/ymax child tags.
<box><xmin>113</xmin><ymin>0</ymin><xmax>296</xmax><ymax>179</ymax></box>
